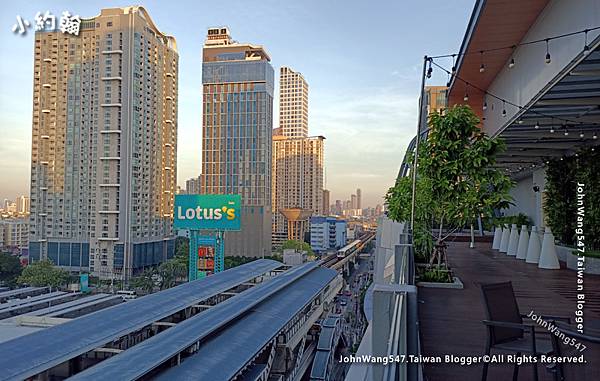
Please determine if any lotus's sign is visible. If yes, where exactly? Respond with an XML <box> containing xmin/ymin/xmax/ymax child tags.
<box><xmin>173</xmin><ymin>194</ymin><xmax>241</xmax><ymax>231</ymax></box>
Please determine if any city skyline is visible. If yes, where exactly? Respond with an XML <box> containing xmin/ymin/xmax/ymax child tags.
<box><xmin>0</xmin><ymin>0</ymin><xmax>474</xmax><ymax>208</ymax></box>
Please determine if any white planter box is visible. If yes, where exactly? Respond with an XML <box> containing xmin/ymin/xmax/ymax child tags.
<box><xmin>417</xmin><ymin>276</ymin><xmax>464</xmax><ymax>289</ymax></box>
<box><xmin>565</xmin><ymin>249</ymin><xmax>600</xmax><ymax>275</ymax></box>
<box><xmin>555</xmin><ymin>245</ymin><xmax>571</xmax><ymax>263</ymax></box>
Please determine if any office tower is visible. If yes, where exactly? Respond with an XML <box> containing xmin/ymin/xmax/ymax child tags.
<box><xmin>351</xmin><ymin>194</ymin><xmax>358</xmax><ymax>210</ymax></box>
<box><xmin>29</xmin><ymin>7</ymin><xmax>178</xmax><ymax>279</ymax></box>
<box><xmin>322</xmin><ymin>189</ymin><xmax>330</xmax><ymax>215</ymax></box>
<box><xmin>279</xmin><ymin>67</ymin><xmax>308</xmax><ymax>138</ymax></box>
<box><xmin>272</xmin><ymin>133</ymin><xmax>324</xmax><ymax>245</ymax></box>
<box><xmin>17</xmin><ymin>196</ymin><xmax>30</xmax><ymax>215</ymax></box>
<box><xmin>356</xmin><ymin>188</ymin><xmax>362</xmax><ymax>210</ymax></box>
<box><xmin>185</xmin><ymin>175</ymin><xmax>202</xmax><ymax>194</ymax></box>
<box><xmin>201</xmin><ymin>27</ymin><xmax>273</xmax><ymax>258</ymax></box>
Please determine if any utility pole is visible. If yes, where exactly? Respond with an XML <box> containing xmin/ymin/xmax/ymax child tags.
<box><xmin>410</xmin><ymin>56</ymin><xmax>429</xmax><ymax>232</ymax></box>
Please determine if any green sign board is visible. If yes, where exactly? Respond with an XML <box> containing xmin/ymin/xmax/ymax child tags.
<box><xmin>174</xmin><ymin>194</ymin><xmax>241</xmax><ymax>231</ymax></box>
<box><xmin>80</xmin><ymin>274</ymin><xmax>89</xmax><ymax>293</ymax></box>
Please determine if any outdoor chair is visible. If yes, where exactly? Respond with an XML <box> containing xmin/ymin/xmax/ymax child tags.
<box><xmin>548</xmin><ymin>320</ymin><xmax>600</xmax><ymax>381</ymax></box>
<box><xmin>480</xmin><ymin>281</ymin><xmax>570</xmax><ymax>381</ymax></box>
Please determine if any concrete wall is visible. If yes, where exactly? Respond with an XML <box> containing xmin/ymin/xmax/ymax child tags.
<box><xmin>505</xmin><ymin>167</ymin><xmax>547</xmax><ymax>227</ymax></box>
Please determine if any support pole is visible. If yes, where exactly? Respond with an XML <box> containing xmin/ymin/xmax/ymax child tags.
<box><xmin>188</xmin><ymin>230</ymin><xmax>199</xmax><ymax>282</ymax></box>
<box><xmin>409</xmin><ymin>56</ymin><xmax>429</xmax><ymax>232</ymax></box>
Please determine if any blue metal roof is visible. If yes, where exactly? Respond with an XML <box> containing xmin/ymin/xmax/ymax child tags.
<box><xmin>0</xmin><ymin>259</ymin><xmax>281</xmax><ymax>381</ymax></box>
<box><xmin>69</xmin><ymin>262</ymin><xmax>320</xmax><ymax>380</ymax></box>
<box><xmin>45</xmin><ymin>295</ymin><xmax>123</xmax><ymax>318</ymax></box>
<box><xmin>0</xmin><ymin>291</ymin><xmax>67</xmax><ymax>311</ymax></box>
<box><xmin>0</xmin><ymin>292</ymin><xmax>80</xmax><ymax>320</ymax></box>
<box><xmin>23</xmin><ymin>294</ymin><xmax>114</xmax><ymax>317</ymax></box>
<box><xmin>0</xmin><ymin>287</ymin><xmax>47</xmax><ymax>303</ymax></box>
<box><xmin>155</xmin><ymin>267</ymin><xmax>338</xmax><ymax>381</ymax></box>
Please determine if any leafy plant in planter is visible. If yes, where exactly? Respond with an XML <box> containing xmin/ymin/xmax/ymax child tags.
<box><xmin>487</xmin><ymin>213</ymin><xmax>532</xmax><ymax>230</ymax></box>
<box><xmin>386</xmin><ymin>105</ymin><xmax>513</xmax><ymax>271</ymax></box>
<box><xmin>418</xmin><ymin>267</ymin><xmax>453</xmax><ymax>283</ymax></box>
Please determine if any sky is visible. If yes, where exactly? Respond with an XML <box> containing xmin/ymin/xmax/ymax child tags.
<box><xmin>0</xmin><ymin>0</ymin><xmax>474</xmax><ymax>208</ymax></box>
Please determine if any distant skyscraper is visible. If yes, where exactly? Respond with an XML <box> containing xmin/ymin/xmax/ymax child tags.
<box><xmin>201</xmin><ymin>27</ymin><xmax>273</xmax><ymax>257</ymax></box>
<box><xmin>29</xmin><ymin>7</ymin><xmax>178</xmax><ymax>278</ymax></box>
<box><xmin>335</xmin><ymin>200</ymin><xmax>342</xmax><ymax>215</ymax></box>
<box><xmin>272</xmin><ymin>66</ymin><xmax>323</xmax><ymax>246</ymax></box>
<box><xmin>322</xmin><ymin>189</ymin><xmax>330</xmax><ymax>215</ymax></box>
<box><xmin>17</xmin><ymin>196</ymin><xmax>30</xmax><ymax>215</ymax></box>
<box><xmin>279</xmin><ymin>67</ymin><xmax>308</xmax><ymax>138</ymax></box>
<box><xmin>351</xmin><ymin>194</ymin><xmax>358</xmax><ymax>210</ymax></box>
<box><xmin>272</xmin><ymin>133</ymin><xmax>324</xmax><ymax>244</ymax></box>
<box><xmin>356</xmin><ymin>188</ymin><xmax>362</xmax><ymax>210</ymax></box>
<box><xmin>185</xmin><ymin>176</ymin><xmax>202</xmax><ymax>195</ymax></box>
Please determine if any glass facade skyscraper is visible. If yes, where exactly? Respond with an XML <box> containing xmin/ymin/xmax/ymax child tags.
<box><xmin>201</xmin><ymin>28</ymin><xmax>273</xmax><ymax>257</ymax></box>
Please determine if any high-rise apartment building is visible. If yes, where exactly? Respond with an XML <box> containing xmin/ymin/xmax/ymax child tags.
<box><xmin>356</xmin><ymin>188</ymin><xmax>362</xmax><ymax>210</ymax></box>
<box><xmin>425</xmin><ymin>86</ymin><xmax>448</xmax><ymax>115</ymax></box>
<box><xmin>272</xmin><ymin>133</ymin><xmax>324</xmax><ymax>245</ymax></box>
<box><xmin>272</xmin><ymin>66</ymin><xmax>324</xmax><ymax>247</ymax></box>
<box><xmin>279</xmin><ymin>67</ymin><xmax>308</xmax><ymax>138</ymax></box>
<box><xmin>0</xmin><ymin>218</ymin><xmax>29</xmax><ymax>253</ymax></box>
<box><xmin>29</xmin><ymin>7</ymin><xmax>178</xmax><ymax>278</ymax></box>
<box><xmin>201</xmin><ymin>27</ymin><xmax>273</xmax><ymax>258</ymax></box>
<box><xmin>185</xmin><ymin>175</ymin><xmax>202</xmax><ymax>194</ymax></box>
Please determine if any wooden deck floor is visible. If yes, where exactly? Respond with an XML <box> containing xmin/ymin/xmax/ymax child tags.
<box><xmin>418</xmin><ymin>241</ymin><xmax>600</xmax><ymax>381</ymax></box>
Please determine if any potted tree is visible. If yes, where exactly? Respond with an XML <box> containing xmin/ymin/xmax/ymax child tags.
<box><xmin>386</xmin><ymin>105</ymin><xmax>513</xmax><ymax>285</ymax></box>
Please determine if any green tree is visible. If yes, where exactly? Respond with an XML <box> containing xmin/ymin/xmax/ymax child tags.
<box><xmin>0</xmin><ymin>253</ymin><xmax>23</xmax><ymax>286</ymax></box>
<box><xmin>280</xmin><ymin>240</ymin><xmax>314</xmax><ymax>256</ymax></box>
<box><xmin>386</xmin><ymin>105</ymin><xmax>513</xmax><ymax>263</ymax></box>
<box><xmin>130</xmin><ymin>268</ymin><xmax>156</xmax><ymax>294</ymax></box>
<box><xmin>224</xmin><ymin>256</ymin><xmax>256</xmax><ymax>270</ymax></box>
<box><xmin>158</xmin><ymin>258</ymin><xmax>187</xmax><ymax>289</ymax></box>
<box><xmin>17</xmin><ymin>260</ymin><xmax>68</xmax><ymax>288</ymax></box>
<box><xmin>175</xmin><ymin>236</ymin><xmax>189</xmax><ymax>257</ymax></box>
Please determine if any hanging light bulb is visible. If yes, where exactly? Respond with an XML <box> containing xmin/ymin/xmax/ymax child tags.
<box><xmin>550</xmin><ymin>126</ymin><xmax>555</xmax><ymax>133</ymax></box>
<box><xmin>564</xmin><ymin>129</ymin><xmax>569</xmax><ymax>136</ymax></box>
<box><xmin>426</xmin><ymin>59</ymin><xmax>433</xmax><ymax>78</ymax></box>
<box><xmin>545</xmin><ymin>39</ymin><xmax>551</xmax><ymax>64</ymax></box>
<box><xmin>593</xmin><ymin>131</ymin><xmax>598</xmax><ymax>140</ymax></box>
<box><xmin>451</xmin><ymin>54</ymin><xmax>456</xmax><ymax>74</ymax></box>
<box><xmin>479</xmin><ymin>51</ymin><xmax>485</xmax><ymax>73</ymax></box>
<box><xmin>518</xmin><ymin>119</ymin><xmax>523</xmax><ymax>124</ymax></box>
<box><xmin>580</xmin><ymin>130</ymin><xmax>585</xmax><ymax>138</ymax></box>
<box><xmin>535</xmin><ymin>121</ymin><xmax>540</xmax><ymax>129</ymax></box>
<box><xmin>483</xmin><ymin>97</ymin><xmax>487</xmax><ymax>111</ymax></box>
<box><xmin>463</xmin><ymin>83</ymin><xmax>469</xmax><ymax>102</ymax></box>
<box><xmin>508</xmin><ymin>57</ymin><xmax>515</xmax><ymax>69</ymax></box>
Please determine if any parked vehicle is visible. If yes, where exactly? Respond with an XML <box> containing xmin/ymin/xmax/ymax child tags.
<box><xmin>116</xmin><ymin>290</ymin><xmax>137</xmax><ymax>300</ymax></box>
